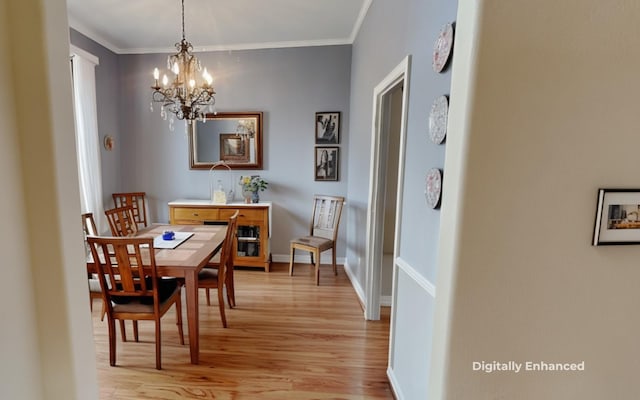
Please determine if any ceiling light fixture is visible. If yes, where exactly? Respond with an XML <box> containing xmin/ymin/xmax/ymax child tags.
<box><xmin>150</xmin><ymin>0</ymin><xmax>216</xmax><ymax>129</ymax></box>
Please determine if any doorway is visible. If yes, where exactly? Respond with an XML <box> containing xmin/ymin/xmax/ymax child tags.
<box><xmin>364</xmin><ymin>56</ymin><xmax>411</xmax><ymax>320</ymax></box>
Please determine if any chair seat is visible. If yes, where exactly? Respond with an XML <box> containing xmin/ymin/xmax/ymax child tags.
<box><xmin>198</xmin><ymin>268</ymin><xmax>220</xmax><ymax>283</ymax></box>
<box><xmin>291</xmin><ymin>236</ymin><xmax>334</xmax><ymax>252</ymax></box>
<box><xmin>112</xmin><ymin>289</ymin><xmax>177</xmax><ymax>314</ymax></box>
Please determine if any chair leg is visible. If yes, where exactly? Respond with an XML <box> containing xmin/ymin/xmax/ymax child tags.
<box><xmin>175</xmin><ymin>296</ymin><xmax>184</xmax><ymax>345</ymax></box>
<box><xmin>119</xmin><ymin>320</ymin><xmax>127</xmax><ymax>342</ymax></box>
<box><xmin>133</xmin><ymin>321</ymin><xmax>139</xmax><ymax>342</ymax></box>
<box><xmin>108</xmin><ymin>318</ymin><xmax>117</xmax><ymax>367</ymax></box>
<box><xmin>226</xmin><ymin>267</ymin><xmax>236</xmax><ymax>308</ymax></box>
<box><xmin>310</xmin><ymin>251</ymin><xmax>315</xmax><ymax>266</ymax></box>
<box><xmin>206</xmin><ymin>288</ymin><xmax>211</xmax><ymax>306</ymax></box>
<box><xmin>100</xmin><ymin>300</ymin><xmax>106</xmax><ymax>321</ymax></box>
<box><xmin>332</xmin><ymin>246</ymin><xmax>337</xmax><ymax>276</ymax></box>
<box><xmin>289</xmin><ymin>246</ymin><xmax>295</xmax><ymax>276</ymax></box>
<box><xmin>155</xmin><ymin>319</ymin><xmax>162</xmax><ymax>370</ymax></box>
<box><xmin>314</xmin><ymin>249</ymin><xmax>320</xmax><ymax>286</ymax></box>
<box><xmin>218</xmin><ymin>284</ymin><xmax>228</xmax><ymax>328</ymax></box>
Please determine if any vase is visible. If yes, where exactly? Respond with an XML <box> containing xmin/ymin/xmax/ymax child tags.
<box><xmin>251</xmin><ymin>191</ymin><xmax>260</xmax><ymax>203</ymax></box>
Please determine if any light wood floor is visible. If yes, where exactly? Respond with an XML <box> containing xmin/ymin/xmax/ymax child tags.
<box><xmin>91</xmin><ymin>262</ymin><xmax>394</xmax><ymax>399</ymax></box>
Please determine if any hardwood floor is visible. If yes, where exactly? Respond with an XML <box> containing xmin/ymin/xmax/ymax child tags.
<box><xmin>91</xmin><ymin>262</ymin><xmax>394</xmax><ymax>399</ymax></box>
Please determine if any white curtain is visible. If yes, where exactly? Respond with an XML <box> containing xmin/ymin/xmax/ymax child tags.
<box><xmin>71</xmin><ymin>50</ymin><xmax>106</xmax><ymax>233</ymax></box>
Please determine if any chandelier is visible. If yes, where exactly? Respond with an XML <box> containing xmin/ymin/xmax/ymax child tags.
<box><xmin>150</xmin><ymin>0</ymin><xmax>216</xmax><ymax>127</ymax></box>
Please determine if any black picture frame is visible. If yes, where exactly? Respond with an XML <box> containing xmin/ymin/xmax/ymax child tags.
<box><xmin>314</xmin><ymin>146</ymin><xmax>339</xmax><ymax>181</ymax></box>
<box><xmin>593</xmin><ymin>188</ymin><xmax>640</xmax><ymax>245</ymax></box>
<box><xmin>315</xmin><ymin>112</ymin><xmax>340</xmax><ymax>144</ymax></box>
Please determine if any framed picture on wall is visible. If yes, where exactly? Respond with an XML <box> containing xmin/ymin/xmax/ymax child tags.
<box><xmin>315</xmin><ymin>146</ymin><xmax>339</xmax><ymax>181</ymax></box>
<box><xmin>593</xmin><ymin>188</ymin><xmax>640</xmax><ymax>245</ymax></box>
<box><xmin>219</xmin><ymin>134</ymin><xmax>250</xmax><ymax>162</ymax></box>
<box><xmin>315</xmin><ymin>112</ymin><xmax>340</xmax><ymax>144</ymax></box>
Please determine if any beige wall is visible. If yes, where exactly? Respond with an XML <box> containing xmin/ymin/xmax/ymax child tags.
<box><xmin>0</xmin><ymin>1</ymin><xmax>98</xmax><ymax>399</ymax></box>
<box><xmin>432</xmin><ymin>0</ymin><xmax>640</xmax><ymax>398</ymax></box>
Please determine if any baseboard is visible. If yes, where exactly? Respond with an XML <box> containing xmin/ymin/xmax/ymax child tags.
<box><xmin>342</xmin><ymin>259</ymin><xmax>366</xmax><ymax>308</ymax></box>
<box><xmin>380</xmin><ymin>295</ymin><xmax>392</xmax><ymax>306</ymax></box>
<box><xmin>387</xmin><ymin>366</ymin><xmax>404</xmax><ymax>399</ymax></box>
<box><xmin>272</xmin><ymin>253</ymin><xmax>347</xmax><ymax>265</ymax></box>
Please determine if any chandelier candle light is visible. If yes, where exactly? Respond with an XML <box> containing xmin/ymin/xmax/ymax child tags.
<box><xmin>150</xmin><ymin>0</ymin><xmax>216</xmax><ymax>129</ymax></box>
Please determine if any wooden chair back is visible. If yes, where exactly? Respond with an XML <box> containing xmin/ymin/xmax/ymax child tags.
<box><xmin>104</xmin><ymin>206</ymin><xmax>139</xmax><ymax>237</ymax></box>
<box><xmin>82</xmin><ymin>212</ymin><xmax>98</xmax><ymax>236</ymax></box>
<box><xmin>86</xmin><ymin>236</ymin><xmax>157</xmax><ymax>307</ymax></box>
<box><xmin>309</xmin><ymin>195</ymin><xmax>345</xmax><ymax>241</ymax></box>
<box><xmin>112</xmin><ymin>192</ymin><xmax>148</xmax><ymax>228</ymax></box>
<box><xmin>217</xmin><ymin>211</ymin><xmax>239</xmax><ymax>290</ymax></box>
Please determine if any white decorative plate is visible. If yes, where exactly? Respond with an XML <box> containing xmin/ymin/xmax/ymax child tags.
<box><xmin>429</xmin><ymin>95</ymin><xmax>449</xmax><ymax>144</ymax></box>
<box><xmin>425</xmin><ymin>168</ymin><xmax>442</xmax><ymax>209</ymax></box>
<box><xmin>432</xmin><ymin>23</ymin><xmax>454</xmax><ymax>73</ymax></box>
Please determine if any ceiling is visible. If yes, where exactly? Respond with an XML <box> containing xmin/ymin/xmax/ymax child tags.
<box><xmin>67</xmin><ymin>0</ymin><xmax>371</xmax><ymax>55</ymax></box>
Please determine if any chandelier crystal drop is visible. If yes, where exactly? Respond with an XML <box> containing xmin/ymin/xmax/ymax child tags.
<box><xmin>150</xmin><ymin>0</ymin><xmax>215</xmax><ymax>123</ymax></box>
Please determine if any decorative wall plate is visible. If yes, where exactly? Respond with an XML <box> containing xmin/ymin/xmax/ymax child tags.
<box><xmin>432</xmin><ymin>23</ymin><xmax>454</xmax><ymax>73</ymax></box>
<box><xmin>103</xmin><ymin>135</ymin><xmax>114</xmax><ymax>151</ymax></box>
<box><xmin>425</xmin><ymin>168</ymin><xmax>442</xmax><ymax>209</ymax></box>
<box><xmin>429</xmin><ymin>95</ymin><xmax>449</xmax><ymax>144</ymax></box>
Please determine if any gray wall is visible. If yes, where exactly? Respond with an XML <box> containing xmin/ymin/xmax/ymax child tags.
<box><xmin>347</xmin><ymin>0</ymin><xmax>456</xmax><ymax>398</ymax></box>
<box><xmin>69</xmin><ymin>33</ymin><xmax>351</xmax><ymax>258</ymax></box>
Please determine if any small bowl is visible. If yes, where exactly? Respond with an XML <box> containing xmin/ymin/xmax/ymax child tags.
<box><xmin>162</xmin><ymin>231</ymin><xmax>175</xmax><ymax>240</ymax></box>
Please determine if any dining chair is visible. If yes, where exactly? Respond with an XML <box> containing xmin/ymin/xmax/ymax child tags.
<box><xmin>104</xmin><ymin>205</ymin><xmax>139</xmax><ymax>237</ymax></box>
<box><xmin>289</xmin><ymin>195</ymin><xmax>345</xmax><ymax>285</ymax></box>
<box><xmin>112</xmin><ymin>192</ymin><xmax>148</xmax><ymax>229</ymax></box>
<box><xmin>82</xmin><ymin>212</ymin><xmax>105</xmax><ymax>320</ymax></box>
<box><xmin>198</xmin><ymin>211</ymin><xmax>238</xmax><ymax>328</ymax></box>
<box><xmin>86</xmin><ymin>235</ymin><xmax>184</xmax><ymax>370</ymax></box>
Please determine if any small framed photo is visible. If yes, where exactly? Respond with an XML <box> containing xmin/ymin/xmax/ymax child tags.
<box><xmin>593</xmin><ymin>188</ymin><xmax>640</xmax><ymax>245</ymax></box>
<box><xmin>316</xmin><ymin>112</ymin><xmax>340</xmax><ymax>144</ymax></box>
<box><xmin>315</xmin><ymin>146</ymin><xmax>339</xmax><ymax>181</ymax></box>
<box><xmin>219</xmin><ymin>134</ymin><xmax>249</xmax><ymax>162</ymax></box>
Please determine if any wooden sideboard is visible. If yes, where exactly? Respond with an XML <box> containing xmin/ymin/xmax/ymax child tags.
<box><xmin>168</xmin><ymin>200</ymin><xmax>271</xmax><ymax>271</ymax></box>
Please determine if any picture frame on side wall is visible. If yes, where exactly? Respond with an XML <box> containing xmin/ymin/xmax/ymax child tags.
<box><xmin>315</xmin><ymin>112</ymin><xmax>340</xmax><ymax>144</ymax></box>
<box><xmin>593</xmin><ymin>188</ymin><xmax>640</xmax><ymax>245</ymax></box>
<box><xmin>314</xmin><ymin>146</ymin><xmax>339</xmax><ymax>181</ymax></box>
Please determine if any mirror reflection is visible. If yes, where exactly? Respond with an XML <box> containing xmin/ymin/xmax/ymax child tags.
<box><xmin>189</xmin><ymin>112</ymin><xmax>263</xmax><ymax>169</ymax></box>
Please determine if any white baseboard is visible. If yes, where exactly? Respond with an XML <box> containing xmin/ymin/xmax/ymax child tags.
<box><xmin>387</xmin><ymin>366</ymin><xmax>404</xmax><ymax>400</ymax></box>
<box><xmin>271</xmin><ymin>253</ymin><xmax>347</xmax><ymax>265</ymax></box>
<box><xmin>342</xmin><ymin>259</ymin><xmax>366</xmax><ymax>308</ymax></box>
<box><xmin>380</xmin><ymin>295</ymin><xmax>392</xmax><ymax>306</ymax></box>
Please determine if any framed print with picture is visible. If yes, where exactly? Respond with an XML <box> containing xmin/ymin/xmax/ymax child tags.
<box><xmin>315</xmin><ymin>146</ymin><xmax>339</xmax><ymax>181</ymax></box>
<box><xmin>219</xmin><ymin>134</ymin><xmax>250</xmax><ymax>162</ymax></box>
<box><xmin>316</xmin><ymin>112</ymin><xmax>340</xmax><ymax>144</ymax></box>
<box><xmin>593</xmin><ymin>188</ymin><xmax>640</xmax><ymax>245</ymax></box>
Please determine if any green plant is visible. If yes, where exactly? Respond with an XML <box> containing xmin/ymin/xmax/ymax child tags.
<box><xmin>240</xmin><ymin>175</ymin><xmax>268</xmax><ymax>192</ymax></box>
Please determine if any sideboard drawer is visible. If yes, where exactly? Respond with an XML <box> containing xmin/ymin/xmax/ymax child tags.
<box><xmin>172</xmin><ymin>207</ymin><xmax>219</xmax><ymax>223</ymax></box>
<box><xmin>222</xmin><ymin>207</ymin><xmax>265</xmax><ymax>221</ymax></box>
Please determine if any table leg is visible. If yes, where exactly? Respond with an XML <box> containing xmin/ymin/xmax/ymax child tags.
<box><xmin>184</xmin><ymin>270</ymin><xmax>199</xmax><ymax>364</ymax></box>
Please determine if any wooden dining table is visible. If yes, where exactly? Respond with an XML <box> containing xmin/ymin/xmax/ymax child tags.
<box><xmin>87</xmin><ymin>224</ymin><xmax>227</xmax><ymax>364</ymax></box>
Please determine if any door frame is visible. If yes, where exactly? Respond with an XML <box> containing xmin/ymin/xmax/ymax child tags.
<box><xmin>364</xmin><ymin>56</ymin><xmax>411</xmax><ymax>320</ymax></box>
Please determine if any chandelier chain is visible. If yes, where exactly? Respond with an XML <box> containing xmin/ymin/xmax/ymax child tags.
<box><xmin>181</xmin><ymin>0</ymin><xmax>185</xmax><ymax>41</ymax></box>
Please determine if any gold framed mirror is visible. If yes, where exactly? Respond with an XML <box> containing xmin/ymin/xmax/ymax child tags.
<box><xmin>189</xmin><ymin>111</ymin><xmax>263</xmax><ymax>169</ymax></box>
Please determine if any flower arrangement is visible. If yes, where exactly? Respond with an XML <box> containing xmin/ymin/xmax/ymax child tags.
<box><xmin>240</xmin><ymin>175</ymin><xmax>268</xmax><ymax>193</ymax></box>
